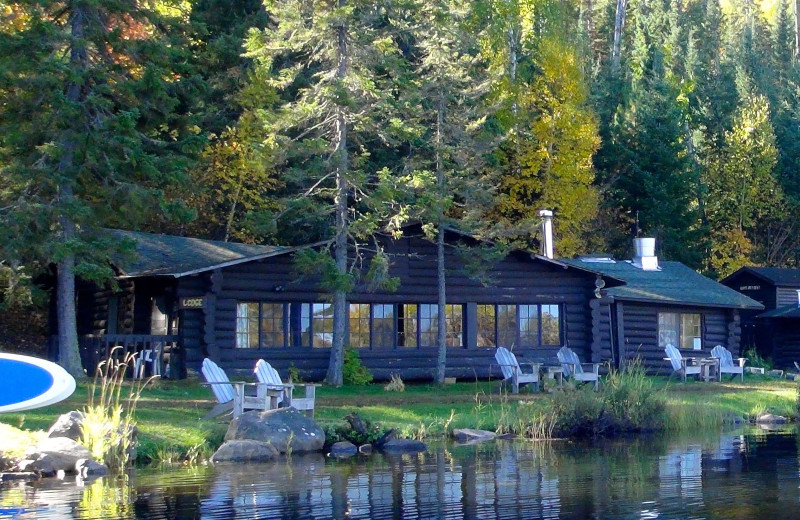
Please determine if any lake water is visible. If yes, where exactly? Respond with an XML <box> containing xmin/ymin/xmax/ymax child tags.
<box><xmin>2</xmin><ymin>427</ymin><xmax>799</xmax><ymax>519</ymax></box>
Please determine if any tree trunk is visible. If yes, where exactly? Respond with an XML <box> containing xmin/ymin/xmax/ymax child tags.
<box><xmin>795</xmin><ymin>0</ymin><xmax>799</xmax><ymax>56</ymax></box>
<box><xmin>56</xmin><ymin>5</ymin><xmax>89</xmax><ymax>378</ymax></box>
<box><xmin>326</xmin><ymin>1</ymin><xmax>349</xmax><ymax>386</ymax></box>
<box><xmin>612</xmin><ymin>0</ymin><xmax>628</xmax><ymax>73</ymax></box>
<box><xmin>57</xmin><ymin>207</ymin><xmax>83</xmax><ymax>378</ymax></box>
<box><xmin>435</xmin><ymin>86</ymin><xmax>447</xmax><ymax>384</ymax></box>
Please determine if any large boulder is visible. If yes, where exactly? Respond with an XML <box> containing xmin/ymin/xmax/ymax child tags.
<box><xmin>224</xmin><ymin>408</ymin><xmax>325</xmax><ymax>454</ymax></box>
<box><xmin>453</xmin><ymin>429</ymin><xmax>496</xmax><ymax>445</ymax></box>
<box><xmin>380</xmin><ymin>439</ymin><xmax>426</xmax><ymax>455</ymax></box>
<box><xmin>756</xmin><ymin>413</ymin><xmax>788</xmax><ymax>425</ymax></box>
<box><xmin>211</xmin><ymin>440</ymin><xmax>279</xmax><ymax>464</ymax></box>
<box><xmin>21</xmin><ymin>438</ymin><xmax>92</xmax><ymax>474</ymax></box>
<box><xmin>48</xmin><ymin>411</ymin><xmax>85</xmax><ymax>441</ymax></box>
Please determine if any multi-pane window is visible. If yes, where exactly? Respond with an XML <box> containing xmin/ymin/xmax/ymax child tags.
<box><xmin>417</xmin><ymin>304</ymin><xmax>463</xmax><ymax>347</ymax></box>
<box><xmin>658</xmin><ymin>312</ymin><xmax>702</xmax><ymax>350</ymax></box>
<box><xmin>236</xmin><ymin>302</ymin><xmax>333</xmax><ymax>349</ymax></box>
<box><xmin>372</xmin><ymin>304</ymin><xmax>395</xmax><ymax>348</ymax></box>
<box><xmin>398</xmin><ymin>304</ymin><xmax>418</xmax><ymax>347</ymax></box>
<box><xmin>236</xmin><ymin>303</ymin><xmax>259</xmax><ymax>348</ymax></box>
<box><xmin>349</xmin><ymin>304</ymin><xmax>371</xmax><ymax>348</ymax></box>
<box><xmin>477</xmin><ymin>304</ymin><xmax>563</xmax><ymax>348</ymax></box>
<box><xmin>260</xmin><ymin>304</ymin><xmax>284</xmax><ymax>347</ymax></box>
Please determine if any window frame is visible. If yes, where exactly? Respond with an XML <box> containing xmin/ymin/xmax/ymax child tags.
<box><xmin>658</xmin><ymin>311</ymin><xmax>703</xmax><ymax>350</ymax></box>
<box><xmin>234</xmin><ymin>301</ymin><xmax>335</xmax><ymax>349</ymax></box>
<box><xmin>476</xmin><ymin>303</ymin><xmax>563</xmax><ymax>348</ymax></box>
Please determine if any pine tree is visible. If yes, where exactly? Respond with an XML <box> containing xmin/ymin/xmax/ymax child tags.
<box><xmin>244</xmin><ymin>0</ymin><xmax>404</xmax><ymax>385</ymax></box>
<box><xmin>0</xmin><ymin>0</ymin><xmax>200</xmax><ymax>375</ymax></box>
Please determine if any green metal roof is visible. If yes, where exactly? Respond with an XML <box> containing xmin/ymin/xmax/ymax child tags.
<box><xmin>105</xmin><ymin>229</ymin><xmax>294</xmax><ymax>278</ymax></box>
<box><xmin>562</xmin><ymin>258</ymin><xmax>764</xmax><ymax>310</ymax></box>
<box><xmin>722</xmin><ymin>266</ymin><xmax>800</xmax><ymax>288</ymax></box>
<box><xmin>758</xmin><ymin>304</ymin><xmax>800</xmax><ymax>319</ymax></box>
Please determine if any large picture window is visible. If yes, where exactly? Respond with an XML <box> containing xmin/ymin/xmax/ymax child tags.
<box><xmin>658</xmin><ymin>312</ymin><xmax>702</xmax><ymax>350</ymax></box>
<box><xmin>236</xmin><ymin>302</ymin><xmax>332</xmax><ymax>349</ymax></box>
<box><xmin>477</xmin><ymin>304</ymin><xmax>563</xmax><ymax>348</ymax></box>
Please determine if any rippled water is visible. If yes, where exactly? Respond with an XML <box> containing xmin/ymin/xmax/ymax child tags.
<box><xmin>2</xmin><ymin>427</ymin><xmax>798</xmax><ymax>519</ymax></box>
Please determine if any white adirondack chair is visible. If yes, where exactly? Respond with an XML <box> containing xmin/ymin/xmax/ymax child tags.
<box><xmin>494</xmin><ymin>347</ymin><xmax>540</xmax><ymax>394</ymax></box>
<box><xmin>557</xmin><ymin>346</ymin><xmax>600</xmax><ymax>391</ymax></box>
<box><xmin>254</xmin><ymin>359</ymin><xmax>318</xmax><ymax>416</ymax></box>
<box><xmin>711</xmin><ymin>345</ymin><xmax>746</xmax><ymax>382</ymax></box>
<box><xmin>663</xmin><ymin>344</ymin><xmax>702</xmax><ymax>382</ymax></box>
<box><xmin>201</xmin><ymin>358</ymin><xmax>278</xmax><ymax>419</ymax></box>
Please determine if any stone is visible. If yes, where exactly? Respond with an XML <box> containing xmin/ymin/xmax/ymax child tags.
<box><xmin>75</xmin><ymin>458</ymin><xmax>109</xmax><ymax>477</ymax></box>
<box><xmin>380</xmin><ymin>439</ymin><xmax>426</xmax><ymax>454</ymax></box>
<box><xmin>329</xmin><ymin>442</ymin><xmax>357</xmax><ymax>458</ymax></box>
<box><xmin>453</xmin><ymin>429</ymin><xmax>496</xmax><ymax>444</ymax></box>
<box><xmin>47</xmin><ymin>411</ymin><xmax>85</xmax><ymax>441</ymax></box>
<box><xmin>358</xmin><ymin>444</ymin><xmax>373</xmax><ymax>455</ymax></box>
<box><xmin>210</xmin><ymin>440</ymin><xmax>279</xmax><ymax>464</ymax></box>
<box><xmin>17</xmin><ymin>455</ymin><xmax>57</xmax><ymax>477</ymax></box>
<box><xmin>224</xmin><ymin>408</ymin><xmax>325</xmax><ymax>454</ymax></box>
<box><xmin>24</xmin><ymin>438</ymin><xmax>92</xmax><ymax>474</ymax></box>
<box><xmin>756</xmin><ymin>413</ymin><xmax>788</xmax><ymax>425</ymax></box>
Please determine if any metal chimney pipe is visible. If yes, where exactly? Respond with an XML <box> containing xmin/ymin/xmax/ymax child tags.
<box><xmin>538</xmin><ymin>209</ymin><xmax>554</xmax><ymax>259</ymax></box>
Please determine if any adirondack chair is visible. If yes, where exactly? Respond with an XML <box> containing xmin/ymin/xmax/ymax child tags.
<box><xmin>557</xmin><ymin>346</ymin><xmax>600</xmax><ymax>390</ymax></box>
<box><xmin>201</xmin><ymin>358</ymin><xmax>279</xmax><ymax>419</ymax></box>
<box><xmin>663</xmin><ymin>344</ymin><xmax>702</xmax><ymax>382</ymax></box>
<box><xmin>494</xmin><ymin>347</ymin><xmax>540</xmax><ymax>394</ymax></box>
<box><xmin>254</xmin><ymin>359</ymin><xmax>318</xmax><ymax>416</ymax></box>
<box><xmin>711</xmin><ymin>345</ymin><xmax>746</xmax><ymax>382</ymax></box>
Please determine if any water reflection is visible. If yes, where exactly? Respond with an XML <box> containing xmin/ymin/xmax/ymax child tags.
<box><xmin>2</xmin><ymin>427</ymin><xmax>799</xmax><ymax>519</ymax></box>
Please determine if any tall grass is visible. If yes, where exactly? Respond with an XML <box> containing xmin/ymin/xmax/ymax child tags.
<box><xmin>82</xmin><ymin>350</ymin><xmax>151</xmax><ymax>470</ymax></box>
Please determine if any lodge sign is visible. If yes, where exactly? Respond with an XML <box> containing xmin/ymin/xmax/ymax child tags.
<box><xmin>179</xmin><ymin>296</ymin><xmax>206</xmax><ymax>309</ymax></box>
<box><xmin>739</xmin><ymin>285</ymin><xmax>760</xmax><ymax>291</ymax></box>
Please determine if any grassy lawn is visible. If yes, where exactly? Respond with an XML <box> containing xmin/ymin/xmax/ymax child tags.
<box><xmin>1</xmin><ymin>374</ymin><xmax>796</xmax><ymax>464</ymax></box>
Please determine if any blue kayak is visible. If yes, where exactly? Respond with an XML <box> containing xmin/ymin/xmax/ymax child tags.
<box><xmin>0</xmin><ymin>353</ymin><xmax>76</xmax><ymax>413</ymax></box>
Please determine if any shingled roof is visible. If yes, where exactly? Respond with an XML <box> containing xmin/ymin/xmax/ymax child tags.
<box><xmin>104</xmin><ymin>229</ymin><xmax>306</xmax><ymax>278</ymax></box>
<box><xmin>758</xmin><ymin>304</ymin><xmax>800</xmax><ymax>319</ymax></box>
<box><xmin>562</xmin><ymin>258</ymin><xmax>764</xmax><ymax>310</ymax></box>
<box><xmin>721</xmin><ymin>266</ymin><xmax>800</xmax><ymax>288</ymax></box>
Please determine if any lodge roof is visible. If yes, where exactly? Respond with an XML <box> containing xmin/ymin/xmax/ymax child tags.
<box><xmin>104</xmin><ymin>229</ymin><xmax>319</xmax><ymax>278</ymax></box>
<box><xmin>758</xmin><ymin>304</ymin><xmax>800</xmax><ymax>319</ymax></box>
<box><xmin>562</xmin><ymin>258</ymin><xmax>764</xmax><ymax>310</ymax></box>
<box><xmin>721</xmin><ymin>266</ymin><xmax>800</xmax><ymax>288</ymax></box>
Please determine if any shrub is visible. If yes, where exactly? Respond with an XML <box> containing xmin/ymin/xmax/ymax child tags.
<box><xmin>383</xmin><ymin>373</ymin><xmax>405</xmax><ymax>392</ymax></box>
<box><xmin>743</xmin><ymin>347</ymin><xmax>772</xmax><ymax>370</ymax></box>
<box><xmin>323</xmin><ymin>413</ymin><xmax>385</xmax><ymax>448</ymax></box>
<box><xmin>82</xmin><ymin>350</ymin><xmax>150</xmax><ymax>469</ymax></box>
<box><xmin>343</xmin><ymin>347</ymin><xmax>373</xmax><ymax>385</ymax></box>
<box><xmin>544</xmin><ymin>358</ymin><xmax>666</xmax><ymax>437</ymax></box>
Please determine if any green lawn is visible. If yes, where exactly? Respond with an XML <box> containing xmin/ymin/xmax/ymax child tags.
<box><xmin>1</xmin><ymin>375</ymin><xmax>796</xmax><ymax>464</ymax></box>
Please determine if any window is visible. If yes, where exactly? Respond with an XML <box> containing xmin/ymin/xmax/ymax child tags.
<box><xmin>349</xmin><ymin>304</ymin><xmax>370</xmax><ymax>348</ymax></box>
<box><xmin>477</xmin><ymin>304</ymin><xmax>562</xmax><ymax>348</ymax></box>
<box><xmin>659</xmin><ymin>312</ymin><xmax>702</xmax><ymax>350</ymax></box>
<box><xmin>236</xmin><ymin>303</ymin><xmax>259</xmax><ymax>348</ymax></box>
<box><xmin>235</xmin><ymin>302</ymin><xmax>333</xmax><ymax>349</ymax></box>
<box><xmin>417</xmin><ymin>304</ymin><xmax>463</xmax><ymax>347</ymax></box>
<box><xmin>372</xmin><ymin>304</ymin><xmax>395</xmax><ymax>348</ymax></box>
<box><xmin>398</xmin><ymin>304</ymin><xmax>418</xmax><ymax>347</ymax></box>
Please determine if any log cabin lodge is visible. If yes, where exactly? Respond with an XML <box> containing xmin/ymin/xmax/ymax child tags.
<box><xmin>67</xmin><ymin>223</ymin><xmax>763</xmax><ymax>381</ymax></box>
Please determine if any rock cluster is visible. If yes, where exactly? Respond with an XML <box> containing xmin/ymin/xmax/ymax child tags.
<box><xmin>2</xmin><ymin>411</ymin><xmax>114</xmax><ymax>480</ymax></box>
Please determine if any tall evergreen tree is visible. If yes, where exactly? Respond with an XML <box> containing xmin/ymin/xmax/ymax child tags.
<box><xmin>0</xmin><ymin>0</ymin><xmax>200</xmax><ymax>375</ymax></box>
<box><xmin>244</xmin><ymin>0</ymin><xmax>403</xmax><ymax>385</ymax></box>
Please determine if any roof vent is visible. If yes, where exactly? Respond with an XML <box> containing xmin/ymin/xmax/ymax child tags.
<box><xmin>580</xmin><ymin>256</ymin><xmax>616</xmax><ymax>264</ymax></box>
<box><xmin>632</xmin><ymin>237</ymin><xmax>659</xmax><ymax>271</ymax></box>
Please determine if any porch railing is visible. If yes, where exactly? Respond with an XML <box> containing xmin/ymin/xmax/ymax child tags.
<box><xmin>79</xmin><ymin>334</ymin><xmax>181</xmax><ymax>379</ymax></box>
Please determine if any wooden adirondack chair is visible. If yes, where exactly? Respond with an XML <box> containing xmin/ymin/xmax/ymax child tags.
<box><xmin>201</xmin><ymin>358</ymin><xmax>279</xmax><ymax>419</ymax></box>
<box><xmin>663</xmin><ymin>344</ymin><xmax>702</xmax><ymax>382</ymax></box>
<box><xmin>711</xmin><ymin>345</ymin><xmax>746</xmax><ymax>382</ymax></box>
<box><xmin>254</xmin><ymin>359</ymin><xmax>318</xmax><ymax>416</ymax></box>
<box><xmin>557</xmin><ymin>346</ymin><xmax>600</xmax><ymax>390</ymax></box>
<box><xmin>494</xmin><ymin>347</ymin><xmax>540</xmax><ymax>394</ymax></box>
